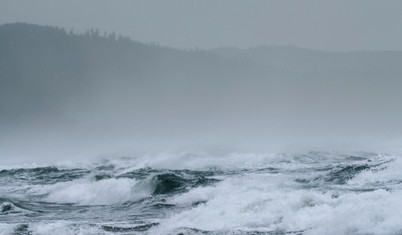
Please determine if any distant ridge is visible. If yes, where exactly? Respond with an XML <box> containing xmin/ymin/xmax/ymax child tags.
<box><xmin>211</xmin><ymin>45</ymin><xmax>402</xmax><ymax>73</ymax></box>
<box><xmin>1</xmin><ymin>23</ymin><xmax>402</xmax><ymax>138</ymax></box>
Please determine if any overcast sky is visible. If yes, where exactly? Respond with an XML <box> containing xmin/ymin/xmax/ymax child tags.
<box><xmin>1</xmin><ymin>0</ymin><xmax>402</xmax><ymax>51</ymax></box>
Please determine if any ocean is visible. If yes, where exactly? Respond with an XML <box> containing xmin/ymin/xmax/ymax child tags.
<box><xmin>1</xmin><ymin>151</ymin><xmax>401</xmax><ymax>234</ymax></box>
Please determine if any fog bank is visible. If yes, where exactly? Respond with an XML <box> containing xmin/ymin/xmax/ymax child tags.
<box><xmin>1</xmin><ymin>23</ymin><xmax>402</xmax><ymax>163</ymax></box>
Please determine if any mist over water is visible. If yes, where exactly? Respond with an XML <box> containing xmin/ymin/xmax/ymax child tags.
<box><xmin>1</xmin><ymin>24</ymin><xmax>402</xmax><ymax>163</ymax></box>
<box><xmin>1</xmin><ymin>21</ymin><xmax>402</xmax><ymax>234</ymax></box>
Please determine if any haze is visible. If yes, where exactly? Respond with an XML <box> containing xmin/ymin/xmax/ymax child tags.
<box><xmin>1</xmin><ymin>1</ymin><xmax>402</xmax><ymax>164</ymax></box>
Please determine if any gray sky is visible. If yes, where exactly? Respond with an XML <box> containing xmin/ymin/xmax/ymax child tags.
<box><xmin>1</xmin><ymin>0</ymin><xmax>402</xmax><ymax>51</ymax></box>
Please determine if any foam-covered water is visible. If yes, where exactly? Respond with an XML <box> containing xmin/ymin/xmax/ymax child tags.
<box><xmin>1</xmin><ymin>151</ymin><xmax>402</xmax><ymax>234</ymax></box>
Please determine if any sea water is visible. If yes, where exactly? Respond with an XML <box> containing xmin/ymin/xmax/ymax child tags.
<box><xmin>1</xmin><ymin>151</ymin><xmax>402</xmax><ymax>234</ymax></box>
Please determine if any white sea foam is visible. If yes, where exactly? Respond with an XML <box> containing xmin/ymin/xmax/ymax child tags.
<box><xmin>159</xmin><ymin>188</ymin><xmax>402</xmax><ymax>234</ymax></box>
<box><xmin>40</xmin><ymin>177</ymin><xmax>153</xmax><ymax>205</ymax></box>
<box><xmin>28</xmin><ymin>221</ymin><xmax>104</xmax><ymax>235</ymax></box>
<box><xmin>152</xmin><ymin>159</ymin><xmax>402</xmax><ymax>234</ymax></box>
<box><xmin>0</xmin><ymin>223</ymin><xmax>15</xmax><ymax>234</ymax></box>
<box><xmin>349</xmin><ymin>155</ymin><xmax>402</xmax><ymax>189</ymax></box>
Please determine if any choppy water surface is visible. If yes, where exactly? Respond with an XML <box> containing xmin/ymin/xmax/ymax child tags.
<box><xmin>1</xmin><ymin>151</ymin><xmax>402</xmax><ymax>234</ymax></box>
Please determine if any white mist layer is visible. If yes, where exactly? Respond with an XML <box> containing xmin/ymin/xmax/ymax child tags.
<box><xmin>0</xmin><ymin>150</ymin><xmax>394</xmax><ymax>172</ymax></box>
<box><xmin>97</xmin><ymin>151</ymin><xmax>366</xmax><ymax>173</ymax></box>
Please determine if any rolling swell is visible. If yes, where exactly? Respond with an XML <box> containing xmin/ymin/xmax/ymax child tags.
<box><xmin>294</xmin><ymin>155</ymin><xmax>396</xmax><ymax>191</ymax></box>
<box><xmin>101</xmin><ymin>223</ymin><xmax>159</xmax><ymax>232</ymax></box>
<box><xmin>0</xmin><ymin>197</ymin><xmax>35</xmax><ymax>215</ymax></box>
<box><xmin>0</xmin><ymin>167</ymin><xmax>90</xmax><ymax>184</ymax></box>
<box><xmin>1</xmin><ymin>202</ymin><xmax>15</xmax><ymax>213</ymax></box>
<box><xmin>151</xmin><ymin>172</ymin><xmax>220</xmax><ymax>195</ymax></box>
<box><xmin>319</xmin><ymin>164</ymin><xmax>371</xmax><ymax>184</ymax></box>
<box><xmin>93</xmin><ymin>168</ymin><xmax>221</xmax><ymax>196</ymax></box>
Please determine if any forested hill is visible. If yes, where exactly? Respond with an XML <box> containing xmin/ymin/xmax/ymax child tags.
<box><xmin>1</xmin><ymin>23</ymin><xmax>402</xmax><ymax>140</ymax></box>
<box><xmin>0</xmin><ymin>23</ymin><xmax>257</xmax><ymax>124</ymax></box>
